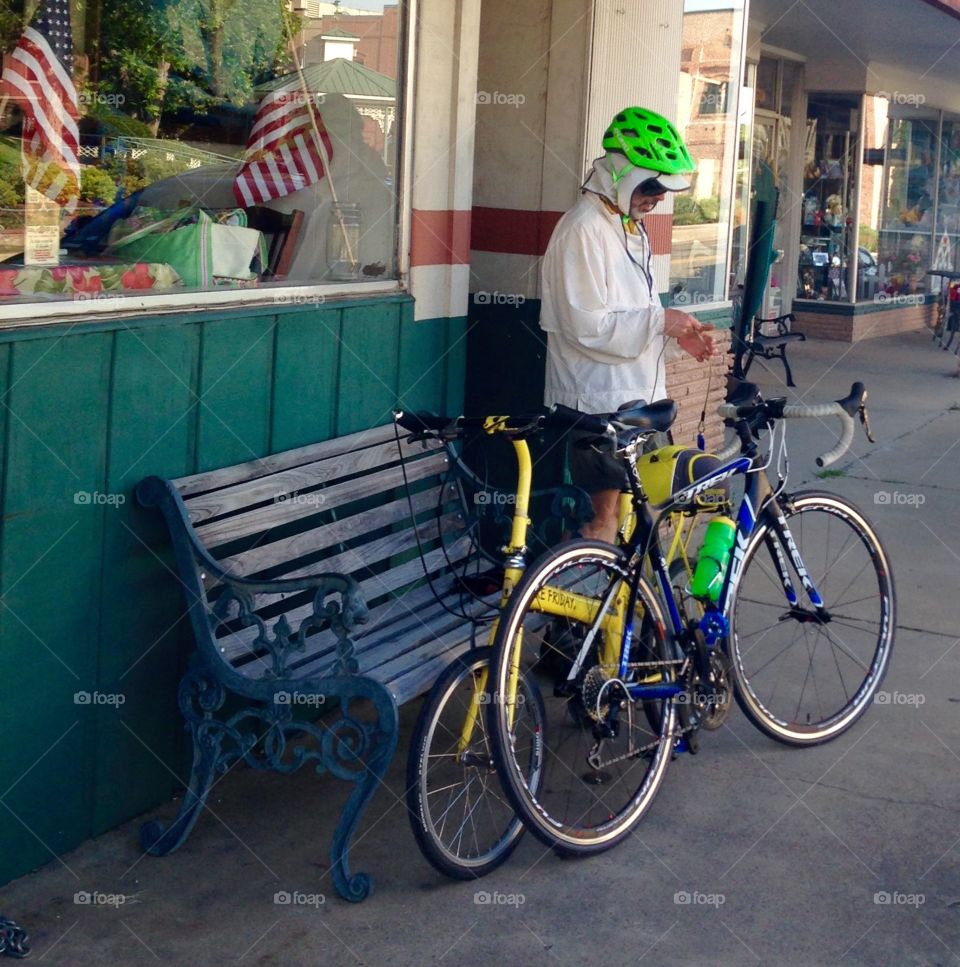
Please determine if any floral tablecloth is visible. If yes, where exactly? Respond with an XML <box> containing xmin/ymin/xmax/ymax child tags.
<box><xmin>0</xmin><ymin>262</ymin><xmax>183</xmax><ymax>298</ymax></box>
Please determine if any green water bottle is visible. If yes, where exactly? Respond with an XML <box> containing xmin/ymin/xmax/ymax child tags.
<box><xmin>690</xmin><ymin>516</ymin><xmax>737</xmax><ymax>602</ymax></box>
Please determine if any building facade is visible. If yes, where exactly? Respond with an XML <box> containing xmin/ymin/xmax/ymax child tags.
<box><xmin>2</xmin><ymin>0</ymin><xmax>960</xmax><ymax>888</ymax></box>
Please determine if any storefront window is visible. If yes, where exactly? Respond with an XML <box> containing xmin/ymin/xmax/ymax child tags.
<box><xmin>0</xmin><ymin>0</ymin><xmax>403</xmax><ymax>304</ymax></box>
<box><xmin>933</xmin><ymin>115</ymin><xmax>960</xmax><ymax>274</ymax></box>
<box><xmin>726</xmin><ymin>61</ymin><xmax>754</xmax><ymax>298</ymax></box>
<box><xmin>877</xmin><ymin>112</ymin><xmax>939</xmax><ymax>296</ymax></box>
<box><xmin>797</xmin><ymin>94</ymin><xmax>860</xmax><ymax>303</ymax></box>
<box><xmin>670</xmin><ymin>0</ymin><xmax>746</xmax><ymax>307</ymax></box>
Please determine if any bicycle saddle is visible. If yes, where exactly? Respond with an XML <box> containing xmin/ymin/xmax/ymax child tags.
<box><xmin>613</xmin><ymin>398</ymin><xmax>677</xmax><ymax>433</ymax></box>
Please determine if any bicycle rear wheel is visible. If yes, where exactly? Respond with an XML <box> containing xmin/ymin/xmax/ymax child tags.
<box><xmin>729</xmin><ymin>492</ymin><xmax>895</xmax><ymax>745</ymax></box>
<box><xmin>406</xmin><ymin>646</ymin><xmax>545</xmax><ymax>879</ymax></box>
<box><xmin>488</xmin><ymin>540</ymin><xmax>676</xmax><ymax>856</ymax></box>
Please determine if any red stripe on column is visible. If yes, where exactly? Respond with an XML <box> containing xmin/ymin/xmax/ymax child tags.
<box><xmin>643</xmin><ymin>213</ymin><xmax>673</xmax><ymax>256</ymax></box>
<box><xmin>471</xmin><ymin>207</ymin><xmax>673</xmax><ymax>257</ymax></box>
<box><xmin>410</xmin><ymin>209</ymin><xmax>472</xmax><ymax>266</ymax></box>
<box><xmin>471</xmin><ymin>207</ymin><xmax>563</xmax><ymax>256</ymax></box>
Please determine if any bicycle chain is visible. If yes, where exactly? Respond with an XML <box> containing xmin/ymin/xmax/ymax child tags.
<box><xmin>0</xmin><ymin>918</ymin><xmax>30</xmax><ymax>959</ymax></box>
<box><xmin>586</xmin><ymin>655</ymin><xmax>695</xmax><ymax>770</ymax></box>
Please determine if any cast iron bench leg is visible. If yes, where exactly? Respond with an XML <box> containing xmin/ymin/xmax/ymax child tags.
<box><xmin>324</xmin><ymin>678</ymin><xmax>399</xmax><ymax>902</ymax></box>
<box><xmin>778</xmin><ymin>344</ymin><xmax>797</xmax><ymax>388</ymax></box>
<box><xmin>140</xmin><ymin>666</ymin><xmax>231</xmax><ymax>856</ymax></box>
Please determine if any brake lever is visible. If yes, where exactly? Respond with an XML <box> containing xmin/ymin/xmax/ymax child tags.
<box><xmin>859</xmin><ymin>401</ymin><xmax>875</xmax><ymax>443</ymax></box>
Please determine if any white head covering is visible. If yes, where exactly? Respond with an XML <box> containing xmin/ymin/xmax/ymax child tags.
<box><xmin>583</xmin><ymin>153</ymin><xmax>691</xmax><ymax>217</ymax></box>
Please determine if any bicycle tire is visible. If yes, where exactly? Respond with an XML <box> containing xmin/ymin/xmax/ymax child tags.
<box><xmin>728</xmin><ymin>491</ymin><xmax>895</xmax><ymax>745</ymax></box>
<box><xmin>487</xmin><ymin>540</ymin><xmax>676</xmax><ymax>856</ymax></box>
<box><xmin>406</xmin><ymin>646</ymin><xmax>545</xmax><ymax>879</ymax></box>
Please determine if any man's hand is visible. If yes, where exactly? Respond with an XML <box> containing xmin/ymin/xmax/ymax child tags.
<box><xmin>664</xmin><ymin>309</ymin><xmax>717</xmax><ymax>362</ymax></box>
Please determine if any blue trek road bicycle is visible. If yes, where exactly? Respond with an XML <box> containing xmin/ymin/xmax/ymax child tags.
<box><xmin>486</xmin><ymin>380</ymin><xmax>894</xmax><ymax>855</ymax></box>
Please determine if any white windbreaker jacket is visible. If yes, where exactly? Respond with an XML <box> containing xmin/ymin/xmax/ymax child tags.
<box><xmin>541</xmin><ymin>155</ymin><xmax>677</xmax><ymax>414</ymax></box>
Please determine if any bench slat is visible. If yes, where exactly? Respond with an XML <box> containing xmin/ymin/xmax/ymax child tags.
<box><xmin>231</xmin><ymin>511</ymin><xmax>467</xmax><ymax>615</ymax></box>
<box><xmin>387</xmin><ymin>643</ymin><xmax>475</xmax><ymax>706</ymax></box>
<box><xmin>196</xmin><ymin>451</ymin><xmax>449</xmax><ymax>548</ymax></box>
<box><xmin>215</xmin><ymin>535</ymin><xmax>479</xmax><ymax>666</ymax></box>
<box><xmin>174</xmin><ymin>423</ymin><xmax>401</xmax><ymax>496</ymax></box>
<box><xmin>232</xmin><ymin>584</ymin><xmax>483</xmax><ymax>680</ymax></box>
<box><xmin>184</xmin><ymin>436</ymin><xmax>443</xmax><ymax>526</ymax></box>
<box><xmin>216</xmin><ymin>485</ymin><xmax>458</xmax><ymax>579</ymax></box>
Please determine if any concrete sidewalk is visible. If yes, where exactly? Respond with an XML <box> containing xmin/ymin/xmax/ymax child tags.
<box><xmin>2</xmin><ymin>331</ymin><xmax>959</xmax><ymax>966</ymax></box>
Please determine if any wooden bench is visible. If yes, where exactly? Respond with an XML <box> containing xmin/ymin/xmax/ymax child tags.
<box><xmin>740</xmin><ymin>311</ymin><xmax>806</xmax><ymax>388</ymax></box>
<box><xmin>135</xmin><ymin>422</ymin><xmax>504</xmax><ymax>902</ymax></box>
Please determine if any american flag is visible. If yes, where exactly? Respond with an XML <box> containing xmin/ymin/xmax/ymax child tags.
<box><xmin>0</xmin><ymin>0</ymin><xmax>80</xmax><ymax>209</ymax></box>
<box><xmin>233</xmin><ymin>86</ymin><xmax>334</xmax><ymax>206</ymax></box>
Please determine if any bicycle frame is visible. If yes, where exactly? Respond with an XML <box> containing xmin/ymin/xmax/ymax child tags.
<box><xmin>605</xmin><ymin>442</ymin><xmax>830</xmax><ymax>705</ymax></box>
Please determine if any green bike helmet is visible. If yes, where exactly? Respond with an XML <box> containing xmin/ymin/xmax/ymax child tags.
<box><xmin>602</xmin><ymin>107</ymin><xmax>696</xmax><ymax>176</ymax></box>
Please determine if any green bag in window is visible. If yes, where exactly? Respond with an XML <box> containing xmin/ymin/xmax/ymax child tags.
<box><xmin>108</xmin><ymin>209</ymin><xmax>266</xmax><ymax>288</ymax></box>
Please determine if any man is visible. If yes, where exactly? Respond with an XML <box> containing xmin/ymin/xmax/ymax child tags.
<box><xmin>540</xmin><ymin>106</ymin><xmax>717</xmax><ymax>542</ymax></box>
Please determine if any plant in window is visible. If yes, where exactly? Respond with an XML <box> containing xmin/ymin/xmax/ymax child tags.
<box><xmin>80</xmin><ymin>167</ymin><xmax>119</xmax><ymax>206</ymax></box>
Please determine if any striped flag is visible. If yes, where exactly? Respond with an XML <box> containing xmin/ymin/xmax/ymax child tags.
<box><xmin>0</xmin><ymin>0</ymin><xmax>80</xmax><ymax>210</ymax></box>
<box><xmin>233</xmin><ymin>87</ymin><xmax>334</xmax><ymax>206</ymax></box>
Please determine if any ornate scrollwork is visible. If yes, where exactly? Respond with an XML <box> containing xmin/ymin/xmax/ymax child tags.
<box><xmin>206</xmin><ymin>576</ymin><xmax>366</xmax><ymax>680</ymax></box>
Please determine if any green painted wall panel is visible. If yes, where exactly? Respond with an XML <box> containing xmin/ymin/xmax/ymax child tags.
<box><xmin>0</xmin><ymin>333</ymin><xmax>112</xmax><ymax>875</ymax></box>
<box><xmin>445</xmin><ymin>317</ymin><xmax>468</xmax><ymax>414</ymax></box>
<box><xmin>398</xmin><ymin>310</ymin><xmax>447</xmax><ymax>415</ymax></box>
<box><xmin>336</xmin><ymin>302</ymin><xmax>401</xmax><ymax>434</ymax></box>
<box><xmin>271</xmin><ymin>310</ymin><xmax>342</xmax><ymax>451</ymax></box>
<box><xmin>0</xmin><ymin>294</ymin><xmax>463</xmax><ymax>889</ymax></box>
<box><xmin>92</xmin><ymin>324</ymin><xmax>201</xmax><ymax>834</ymax></box>
<box><xmin>197</xmin><ymin>315</ymin><xmax>276</xmax><ymax>471</ymax></box>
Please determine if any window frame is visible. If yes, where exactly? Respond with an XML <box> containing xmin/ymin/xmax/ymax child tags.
<box><xmin>0</xmin><ymin>0</ymin><xmax>416</xmax><ymax>327</ymax></box>
<box><xmin>668</xmin><ymin>0</ymin><xmax>750</xmax><ymax>315</ymax></box>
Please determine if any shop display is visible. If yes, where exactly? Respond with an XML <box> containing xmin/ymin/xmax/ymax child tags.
<box><xmin>798</xmin><ymin>124</ymin><xmax>856</xmax><ymax>302</ymax></box>
<box><xmin>877</xmin><ymin>116</ymin><xmax>938</xmax><ymax>294</ymax></box>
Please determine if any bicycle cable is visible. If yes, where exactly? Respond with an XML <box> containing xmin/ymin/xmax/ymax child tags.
<box><xmin>392</xmin><ymin>421</ymin><xmax>499</xmax><ymax>624</ymax></box>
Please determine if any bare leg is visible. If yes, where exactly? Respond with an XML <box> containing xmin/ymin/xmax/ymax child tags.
<box><xmin>581</xmin><ymin>489</ymin><xmax>621</xmax><ymax>544</ymax></box>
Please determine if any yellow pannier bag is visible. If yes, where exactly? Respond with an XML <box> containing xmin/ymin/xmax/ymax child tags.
<box><xmin>636</xmin><ymin>445</ymin><xmax>731</xmax><ymax>512</ymax></box>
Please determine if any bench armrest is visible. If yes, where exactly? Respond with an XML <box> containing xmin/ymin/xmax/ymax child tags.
<box><xmin>754</xmin><ymin>312</ymin><xmax>796</xmax><ymax>337</ymax></box>
<box><xmin>137</xmin><ymin>475</ymin><xmax>369</xmax><ymax>677</ymax></box>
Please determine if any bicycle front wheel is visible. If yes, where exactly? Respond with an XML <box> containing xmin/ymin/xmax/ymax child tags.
<box><xmin>488</xmin><ymin>540</ymin><xmax>677</xmax><ymax>856</ymax></box>
<box><xmin>406</xmin><ymin>646</ymin><xmax>545</xmax><ymax>879</ymax></box>
<box><xmin>729</xmin><ymin>492</ymin><xmax>895</xmax><ymax>745</ymax></box>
